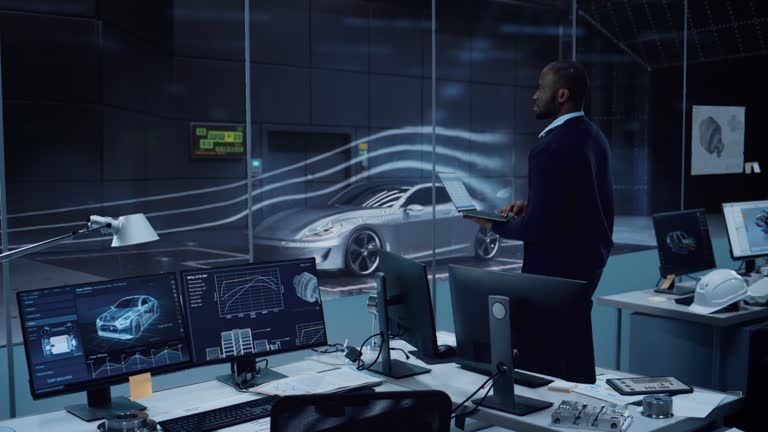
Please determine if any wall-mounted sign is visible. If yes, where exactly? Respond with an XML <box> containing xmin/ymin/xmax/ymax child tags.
<box><xmin>191</xmin><ymin>122</ymin><xmax>246</xmax><ymax>158</ymax></box>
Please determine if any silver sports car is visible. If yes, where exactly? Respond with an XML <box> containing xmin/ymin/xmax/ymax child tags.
<box><xmin>96</xmin><ymin>295</ymin><xmax>159</xmax><ymax>340</ymax></box>
<box><xmin>253</xmin><ymin>182</ymin><xmax>500</xmax><ymax>275</ymax></box>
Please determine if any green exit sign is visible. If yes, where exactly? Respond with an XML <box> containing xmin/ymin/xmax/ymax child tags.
<box><xmin>190</xmin><ymin>122</ymin><xmax>246</xmax><ymax>159</ymax></box>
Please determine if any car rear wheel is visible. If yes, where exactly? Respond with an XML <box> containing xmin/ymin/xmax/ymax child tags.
<box><xmin>475</xmin><ymin>227</ymin><xmax>500</xmax><ymax>259</ymax></box>
<box><xmin>346</xmin><ymin>229</ymin><xmax>382</xmax><ymax>276</ymax></box>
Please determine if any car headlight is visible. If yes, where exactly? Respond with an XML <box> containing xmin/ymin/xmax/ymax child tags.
<box><xmin>116</xmin><ymin>317</ymin><xmax>130</xmax><ymax>326</ymax></box>
<box><xmin>300</xmin><ymin>222</ymin><xmax>342</xmax><ymax>240</ymax></box>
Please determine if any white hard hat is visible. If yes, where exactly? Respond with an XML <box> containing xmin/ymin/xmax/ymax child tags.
<box><xmin>689</xmin><ymin>269</ymin><xmax>748</xmax><ymax>314</ymax></box>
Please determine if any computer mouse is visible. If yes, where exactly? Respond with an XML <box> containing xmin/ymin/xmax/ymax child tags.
<box><xmin>435</xmin><ymin>344</ymin><xmax>457</xmax><ymax>358</ymax></box>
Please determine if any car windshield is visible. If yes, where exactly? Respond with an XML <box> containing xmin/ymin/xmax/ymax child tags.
<box><xmin>330</xmin><ymin>185</ymin><xmax>411</xmax><ymax>208</ymax></box>
<box><xmin>114</xmin><ymin>297</ymin><xmax>141</xmax><ymax>309</ymax></box>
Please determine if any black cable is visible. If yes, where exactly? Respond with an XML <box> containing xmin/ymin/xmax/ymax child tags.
<box><xmin>358</xmin><ymin>335</ymin><xmax>385</xmax><ymax>371</ymax></box>
<box><xmin>450</xmin><ymin>370</ymin><xmax>503</xmax><ymax>417</ymax></box>
<box><xmin>389</xmin><ymin>347</ymin><xmax>410</xmax><ymax>360</ymax></box>
<box><xmin>457</xmin><ymin>373</ymin><xmax>503</xmax><ymax>418</ymax></box>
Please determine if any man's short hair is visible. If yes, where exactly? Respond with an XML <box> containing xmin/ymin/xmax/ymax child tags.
<box><xmin>547</xmin><ymin>61</ymin><xmax>589</xmax><ymax>108</ymax></box>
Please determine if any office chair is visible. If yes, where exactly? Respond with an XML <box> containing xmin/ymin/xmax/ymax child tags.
<box><xmin>269</xmin><ymin>390</ymin><xmax>451</xmax><ymax>432</ymax></box>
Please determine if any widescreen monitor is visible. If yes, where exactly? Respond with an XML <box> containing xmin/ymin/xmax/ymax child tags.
<box><xmin>723</xmin><ymin>200</ymin><xmax>768</xmax><ymax>272</ymax></box>
<box><xmin>652</xmin><ymin>209</ymin><xmax>716</xmax><ymax>277</ymax></box>
<box><xmin>17</xmin><ymin>273</ymin><xmax>191</xmax><ymax>421</ymax></box>
<box><xmin>448</xmin><ymin>265</ymin><xmax>595</xmax><ymax>384</ymax></box>
<box><xmin>180</xmin><ymin>258</ymin><xmax>327</xmax><ymax>385</ymax></box>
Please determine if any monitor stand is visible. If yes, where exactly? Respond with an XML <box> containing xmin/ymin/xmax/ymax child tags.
<box><xmin>217</xmin><ymin>358</ymin><xmax>286</xmax><ymax>389</ymax></box>
<box><xmin>368</xmin><ymin>273</ymin><xmax>430</xmax><ymax>379</ymax></box>
<box><xmin>654</xmin><ymin>277</ymin><xmax>696</xmax><ymax>295</ymax></box>
<box><xmin>472</xmin><ymin>296</ymin><xmax>552</xmax><ymax>416</ymax></box>
<box><xmin>741</xmin><ymin>259</ymin><xmax>757</xmax><ymax>276</ymax></box>
<box><xmin>65</xmin><ymin>386</ymin><xmax>146</xmax><ymax>422</ymax></box>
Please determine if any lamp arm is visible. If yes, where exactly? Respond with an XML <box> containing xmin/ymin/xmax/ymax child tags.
<box><xmin>0</xmin><ymin>224</ymin><xmax>104</xmax><ymax>263</ymax></box>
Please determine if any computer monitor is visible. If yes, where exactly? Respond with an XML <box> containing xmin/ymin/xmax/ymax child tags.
<box><xmin>180</xmin><ymin>258</ymin><xmax>327</xmax><ymax>387</ymax></box>
<box><xmin>377</xmin><ymin>251</ymin><xmax>442</xmax><ymax>362</ymax></box>
<box><xmin>449</xmin><ymin>265</ymin><xmax>595</xmax><ymax>384</ymax></box>
<box><xmin>17</xmin><ymin>273</ymin><xmax>191</xmax><ymax>421</ymax></box>
<box><xmin>652</xmin><ymin>209</ymin><xmax>716</xmax><ymax>278</ymax></box>
<box><xmin>723</xmin><ymin>200</ymin><xmax>768</xmax><ymax>274</ymax></box>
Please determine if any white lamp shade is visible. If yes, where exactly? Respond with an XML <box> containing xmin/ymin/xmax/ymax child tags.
<box><xmin>111</xmin><ymin>214</ymin><xmax>159</xmax><ymax>247</ymax></box>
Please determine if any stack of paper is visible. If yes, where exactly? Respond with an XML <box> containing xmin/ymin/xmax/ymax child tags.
<box><xmin>251</xmin><ymin>367</ymin><xmax>382</xmax><ymax>396</ymax></box>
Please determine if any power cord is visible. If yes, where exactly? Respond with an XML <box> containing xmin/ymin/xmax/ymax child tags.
<box><xmin>450</xmin><ymin>369</ymin><xmax>505</xmax><ymax>419</ymax></box>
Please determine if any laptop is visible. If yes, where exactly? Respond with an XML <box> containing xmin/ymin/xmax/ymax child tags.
<box><xmin>438</xmin><ymin>172</ymin><xmax>512</xmax><ymax>222</ymax></box>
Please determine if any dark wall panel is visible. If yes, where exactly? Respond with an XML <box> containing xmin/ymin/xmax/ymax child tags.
<box><xmin>0</xmin><ymin>12</ymin><xmax>99</xmax><ymax>103</ymax></box>
<box><xmin>311</xmin><ymin>69</ymin><xmax>368</xmax><ymax>126</ymax></box>
<box><xmin>311</xmin><ymin>0</ymin><xmax>369</xmax><ymax>72</ymax></box>
<box><xmin>250</xmin><ymin>0</ymin><xmax>309</xmax><ymax>66</ymax></box>
<box><xmin>649</xmin><ymin>56</ymin><xmax>768</xmax><ymax>213</ymax></box>
<box><xmin>172</xmin><ymin>58</ymin><xmax>245</xmax><ymax>122</ymax></box>
<box><xmin>470</xmin><ymin>83</ymin><xmax>515</xmax><ymax>131</ymax></box>
<box><xmin>173</xmin><ymin>0</ymin><xmax>244</xmax><ymax>61</ymax></box>
<box><xmin>369</xmin><ymin>3</ymin><xmax>426</xmax><ymax>77</ymax></box>
<box><xmin>251</xmin><ymin>65</ymin><xmax>311</xmax><ymax>124</ymax></box>
<box><xmin>0</xmin><ymin>0</ymin><xmax>95</xmax><ymax>16</ymax></box>
<box><xmin>102</xmin><ymin>25</ymin><xmax>174</xmax><ymax>117</ymax></box>
<box><xmin>371</xmin><ymin>75</ymin><xmax>421</xmax><ymax>128</ymax></box>
<box><xmin>3</xmin><ymin>103</ymin><xmax>102</xmax><ymax>180</ymax></box>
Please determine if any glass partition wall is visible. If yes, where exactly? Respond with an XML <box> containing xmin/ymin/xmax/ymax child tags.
<box><xmin>0</xmin><ymin>0</ymin><xmax>705</xmax><ymax>419</ymax></box>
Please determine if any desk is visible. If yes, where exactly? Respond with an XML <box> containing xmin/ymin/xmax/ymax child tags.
<box><xmin>0</xmin><ymin>352</ymin><xmax>742</xmax><ymax>432</ymax></box>
<box><xmin>598</xmin><ymin>289</ymin><xmax>768</xmax><ymax>388</ymax></box>
<box><xmin>389</xmin><ymin>358</ymin><xmax>741</xmax><ymax>432</ymax></box>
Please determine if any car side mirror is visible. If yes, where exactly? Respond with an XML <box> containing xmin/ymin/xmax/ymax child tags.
<box><xmin>405</xmin><ymin>204</ymin><xmax>425</xmax><ymax>213</ymax></box>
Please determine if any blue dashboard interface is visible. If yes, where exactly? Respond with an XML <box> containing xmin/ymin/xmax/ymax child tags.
<box><xmin>18</xmin><ymin>273</ymin><xmax>191</xmax><ymax>396</ymax></box>
<box><xmin>180</xmin><ymin>258</ymin><xmax>327</xmax><ymax>363</ymax></box>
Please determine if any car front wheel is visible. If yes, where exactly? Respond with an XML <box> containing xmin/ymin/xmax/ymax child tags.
<box><xmin>345</xmin><ymin>229</ymin><xmax>382</xmax><ymax>276</ymax></box>
<box><xmin>475</xmin><ymin>227</ymin><xmax>500</xmax><ymax>259</ymax></box>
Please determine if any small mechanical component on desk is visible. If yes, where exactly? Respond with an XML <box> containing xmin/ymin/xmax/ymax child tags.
<box><xmin>551</xmin><ymin>400</ymin><xmax>633</xmax><ymax>431</ymax></box>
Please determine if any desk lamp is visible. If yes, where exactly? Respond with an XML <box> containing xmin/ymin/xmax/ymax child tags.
<box><xmin>1</xmin><ymin>213</ymin><xmax>159</xmax><ymax>417</ymax></box>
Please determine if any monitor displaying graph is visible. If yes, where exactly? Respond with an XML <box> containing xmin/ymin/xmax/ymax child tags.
<box><xmin>180</xmin><ymin>258</ymin><xmax>327</xmax><ymax>365</ymax></box>
<box><xmin>17</xmin><ymin>273</ymin><xmax>191</xmax><ymax>398</ymax></box>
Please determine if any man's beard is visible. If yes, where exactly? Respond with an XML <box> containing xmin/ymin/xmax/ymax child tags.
<box><xmin>534</xmin><ymin>99</ymin><xmax>557</xmax><ymax>120</ymax></box>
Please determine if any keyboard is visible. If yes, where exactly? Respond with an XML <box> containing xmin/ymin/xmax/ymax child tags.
<box><xmin>456</xmin><ymin>360</ymin><xmax>554</xmax><ymax>388</ymax></box>
<box><xmin>158</xmin><ymin>395</ymin><xmax>279</xmax><ymax>432</ymax></box>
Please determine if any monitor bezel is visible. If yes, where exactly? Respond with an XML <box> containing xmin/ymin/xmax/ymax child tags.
<box><xmin>652</xmin><ymin>208</ymin><xmax>717</xmax><ymax>277</ymax></box>
<box><xmin>16</xmin><ymin>272</ymin><xmax>193</xmax><ymax>400</ymax></box>
<box><xmin>179</xmin><ymin>257</ymin><xmax>329</xmax><ymax>368</ymax></box>
<box><xmin>722</xmin><ymin>200</ymin><xmax>768</xmax><ymax>262</ymax></box>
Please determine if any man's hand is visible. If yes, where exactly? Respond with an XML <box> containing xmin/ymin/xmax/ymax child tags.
<box><xmin>463</xmin><ymin>215</ymin><xmax>493</xmax><ymax>230</ymax></box>
<box><xmin>500</xmin><ymin>201</ymin><xmax>527</xmax><ymax>218</ymax></box>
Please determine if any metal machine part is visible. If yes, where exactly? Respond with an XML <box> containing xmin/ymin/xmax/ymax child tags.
<box><xmin>97</xmin><ymin>411</ymin><xmax>157</xmax><ymax>432</ymax></box>
<box><xmin>641</xmin><ymin>395</ymin><xmax>673</xmax><ymax>419</ymax></box>
<box><xmin>552</xmin><ymin>400</ymin><xmax>633</xmax><ymax>431</ymax></box>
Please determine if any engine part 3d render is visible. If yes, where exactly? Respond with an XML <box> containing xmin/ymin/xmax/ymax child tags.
<box><xmin>699</xmin><ymin>116</ymin><xmax>725</xmax><ymax>158</ymax></box>
<box><xmin>294</xmin><ymin>272</ymin><xmax>320</xmax><ymax>303</ymax></box>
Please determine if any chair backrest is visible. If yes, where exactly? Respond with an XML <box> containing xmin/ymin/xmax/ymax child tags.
<box><xmin>269</xmin><ymin>390</ymin><xmax>451</xmax><ymax>432</ymax></box>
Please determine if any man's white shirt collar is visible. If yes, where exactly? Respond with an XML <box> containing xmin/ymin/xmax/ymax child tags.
<box><xmin>538</xmin><ymin>111</ymin><xmax>585</xmax><ymax>139</ymax></box>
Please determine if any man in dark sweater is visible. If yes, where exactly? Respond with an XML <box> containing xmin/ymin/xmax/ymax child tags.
<box><xmin>465</xmin><ymin>61</ymin><xmax>614</xmax><ymax>295</ymax></box>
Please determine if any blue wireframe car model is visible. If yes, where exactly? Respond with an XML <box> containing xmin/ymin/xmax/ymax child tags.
<box><xmin>666</xmin><ymin>230</ymin><xmax>697</xmax><ymax>254</ymax></box>
<box><xmin>96</xmin><ymin>295</ymin><xmax>159</xmax><ymax>340</ymax></box>
<box><xmin>755</xmin><ymin>209</ymin><xmax>768</xmax><ymax>235</ymax></box>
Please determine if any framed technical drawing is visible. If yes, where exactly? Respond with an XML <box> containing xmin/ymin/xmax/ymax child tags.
<box><xmin>691</xmin><ymin>105</ymin><xmax>745</xmax><ymax>175</ymax></box>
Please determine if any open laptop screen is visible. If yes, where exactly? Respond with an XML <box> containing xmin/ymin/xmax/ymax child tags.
<box><xmin>437</xmin><ymin>172</ymin><xmax>476</xmax><ymax>211</ymax></box>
